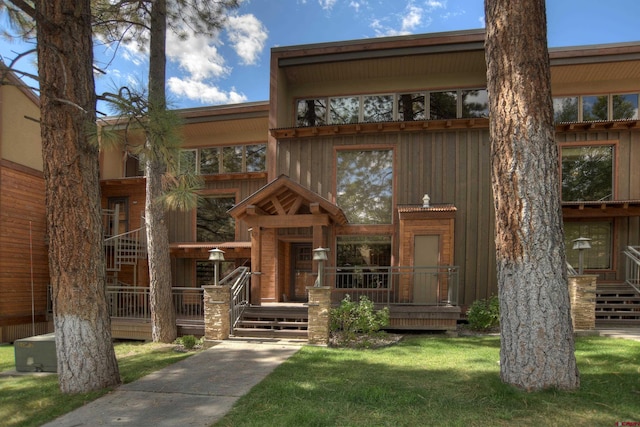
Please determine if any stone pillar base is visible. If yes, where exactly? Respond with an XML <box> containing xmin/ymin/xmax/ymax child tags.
<box><xmin>307</xmin><ymin>286</ymin><xmax>331</xmax><ymax>346</ymax></box>
<box><xmin>568</xmin><ymin>275</ymin><xmax>597</xmax><ymax>330</ymax></box>
<box><xmin>202</xmin><ymin>285</ymin><xmax>231</xmax><ymax>341</ymax></box>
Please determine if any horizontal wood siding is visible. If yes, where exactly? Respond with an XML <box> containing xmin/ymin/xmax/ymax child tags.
<box><xmin>0</xmin><ymin>161</ymin><xmax>49</xmax><ymax>332</ymax></box>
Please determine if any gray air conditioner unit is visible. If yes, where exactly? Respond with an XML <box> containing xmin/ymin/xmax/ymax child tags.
<box><xmin>14</xmin><ymin>333</ymin><xmax>57</xmax><ymax>373</ymax></box>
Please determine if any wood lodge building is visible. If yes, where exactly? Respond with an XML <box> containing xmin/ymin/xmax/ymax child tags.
<box><xmin>3</xmin><ymin>29</ymin><xmax>640</xmax><ymax>341</ymax></box>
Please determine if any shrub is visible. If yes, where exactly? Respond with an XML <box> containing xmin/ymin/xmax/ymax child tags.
<box><xmin>178</xmin><ymin>335</ymin><xmax>198</xmax><ymax>350</ymax></box>
<box><xmin>466</xmin><ymin>295</ymin><xmax>500</xmax><ymax>331</ymax></box>
<box><xmin>330</xmin><ymin>295</ymin><xmax>390</xmax><ymax>342</ymax></box>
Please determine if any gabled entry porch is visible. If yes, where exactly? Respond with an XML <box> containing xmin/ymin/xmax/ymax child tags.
<box><xmin>228</xmin><ymin>175</ymin><xmax>348</xmax><ymax>305</ymax></box>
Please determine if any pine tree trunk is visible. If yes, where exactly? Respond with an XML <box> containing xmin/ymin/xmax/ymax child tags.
<box><xmin>36</xmin><ymin>0</ymin><xmax>120</xmax><ymax>393</ymax></box>
<box><xmin>485</xmin><ymin>0</ymin><xmax>580</xmax><ymax>391</ymax></box>
<box><xmin>145</xmin><ymin>0</ymin><xmax>177</xmax><ymax>343</ymax></box>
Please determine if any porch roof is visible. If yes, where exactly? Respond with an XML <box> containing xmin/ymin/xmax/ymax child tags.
<box><xmin>562</xmin><ymin>199</ymin><xmax>640</xmax><ymax>218</ymax></box>
<box><xmin>228</xmin><ymin>175</ymin><xmax>348</xmax><ymax>226</ymax></box>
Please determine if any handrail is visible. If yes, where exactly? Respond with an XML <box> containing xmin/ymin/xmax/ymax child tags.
<box><xmin>222</xmin><ymin>267</ymin><xmax>251</xmax><ymax>335</ymax></box>
<box><xmin>623</xmin><ymin>246</ymin><xmax>640</xmax><ymax>294</ymax></box>
<box><xmin>104</xmin><ymin>225</ymin><xmax>147</xmax><ymax>273</ymax></box>
<box><xmin>325</xmin><ymin>265</ymin><xmax>459</xmax><ymax>307</ymax></box>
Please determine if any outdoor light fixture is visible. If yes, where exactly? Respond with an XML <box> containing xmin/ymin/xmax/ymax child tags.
<box><xmin>572</xmin><ymin>237</ymin><xmax>592</xmax><ymax>275</ymax></box>
<box><xmin>422</xmin><ymin>194</ymin><xmax>430</xmax><ymax>208</ymax></box>
<box><xmin>208</xmin><ymin>248</ymin><xmax>225</xmax><ymax>286</ymax></box>
<box><xmin>313</xmin><ymin>247</ymin><xmax>329</xmax><ymax>287</ymax></box>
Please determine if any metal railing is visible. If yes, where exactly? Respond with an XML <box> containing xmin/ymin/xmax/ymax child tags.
<box><xmin>104</xmin><ymin>226</ymin><xmax>147</xmax><ymax>272</ymax></box>
<box><xmin>220</xmin><ymin>267</ymin><xmax>251</xmax><ymax>334</ymax></box>
<box><xmin>325</xmin><ymin>265</ymin><xmax>459</xmax><ymax>307</ymax></box>
<box><xmin>106</xmin><ymin>286</ymin><xmax>204</xmax><ymax>321</ymax></box>
<box><xmin>623</xmin><ymin>246</ymin><xmax>640</xmax><ymax>294</ymax></box>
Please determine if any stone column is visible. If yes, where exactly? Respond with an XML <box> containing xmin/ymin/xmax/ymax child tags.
<box><xmin>307</xmin><ymin>286</ymin><xmax>331</xmax><ymax>346</ymax></box>
<box><xmin>568</xmin><ymin>275</ymin><xmax>597</xmax><ymax>330</ymax></box>
<box><xmin>202</xmin><ymin>285</ymin><xmax>231</xmax><ymax>346</ymax></box>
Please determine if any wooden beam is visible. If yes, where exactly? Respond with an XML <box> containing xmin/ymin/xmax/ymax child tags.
<box><xmin>244</xmin><ymin>214</ymin><xmax>330</xmax><ymax>228</ymax></box>
<box><xmin>288</xmin><ymin>196</ymin><xmax>304</xmax><ymax>215</ymax></box>
<box><xmin>269</xmin><ymin>196</ymin><xmax>286</xmax><ymax>215</ymax></box>
<box><xmin>247</xmin><ymin>204</ymin><xmax>267</xmax><ymax>215</ymax></box>
<box><xmin>309</xmin><ymin>202</ymin><xmax>321</xmax><ymax>214</ymax></box>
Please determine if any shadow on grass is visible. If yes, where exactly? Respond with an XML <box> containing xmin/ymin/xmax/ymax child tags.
<box><xmin>216</xmin><ymin>336</ymin><xmax>640</xmax><ymax>427</ymax></box>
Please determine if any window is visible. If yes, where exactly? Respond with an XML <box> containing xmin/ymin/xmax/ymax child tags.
<box><xmin>179</xmin><ymin>144</ymin><xmax>266</xmax><ymax>175</ymax></box>
<box><xmin>336</xmin><ymin>149</ymin><xmax>393</xmax><ymax>224</ymax></box>
<box><xmin>561</xmin><ymin>145</ymin><xmax>614</xmax><ymax>201</ymax></box>
<box><xmin>196</xmin><ymin>195</ymin><xmax>236</xmax><ymax>242</ymax></box>
<box><xmin>553</xmin><ymin>97</ymin><xmax>579</xmax><ymax>122</ymax></box>
<box><xmin>199</xmin><ymin>148</ymin><xmax>219</xmax><ymax>174</ymax></box>
<box><xmin>612</xmin><ymin>93</ymin><xmax>639</xmax><ymax>119</ymax></box>
<box><xmin>461</xmin><ymin>89</ymin><xmax>489</xmax><ymax>118</ymax></box>
<box><xmin>329</xmin><ymin>96</ymin><xmax>360</xmax><ymax>124</ymax></box>
<box><xmin>398</xmin><ymin>93</ymin><xmax>426</xmax><ymax>121</ymax></box>
<box><xmin>296</xmin><ymin>98</ymin><xmax>327</xmax><ymax>126</ymax></box>
<box><xmin>336</xmin><ymin>235</ymin><xmax>392</xmax><ymax>288</ymax></box>
<box><xmin>363</xmin><ymin>95</ymin><xmax>394</xmax><ymax>122</ymax></box>
<box><xmin>196</xmin><ymin>260</ymin><xmax>236</xmax><ymax>286</ymax></box>
<box><xmin>429</xmin><ymin>91</ymin><xmax>457</xmax><ymax>119</ymax></box>
<box><xmin>582</xmin><ymin>95</ymin><xmax>608</xmax><ymax>121</ymax></box>
<box><xmin>565</xmin><ymin>221</ymin><xmax>612</xmax><ymax>270</ymax></box>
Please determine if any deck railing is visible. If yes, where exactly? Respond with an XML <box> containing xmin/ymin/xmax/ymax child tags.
<box><xmin>623</xmin><ymin>246</ymin><xmax>640</xmax><ymax>294</ymax></box>
<box><xmin>220</xmin><ymin>267</ymin><xmax>251</xmax><ymax>334</ymax></box>
<box><xmin>325</xmin><ymin>265</ymin><xmax>459</xmax><ymax>307</ymax></box>
<box><xmin>106</xmin><ymin>286</ymin><xmax>204</xmax><ymax>321</ymax></box>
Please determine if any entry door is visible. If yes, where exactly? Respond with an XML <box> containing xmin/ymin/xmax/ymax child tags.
<box><xmin>290</xmin><ymin>243</ymin><xmax>313</xmax><ymax>302</ymax></box>
<box><xmin>413</xmin><ymin>235</ymin><xmax>440</xmax><ymax>304</ymax></box>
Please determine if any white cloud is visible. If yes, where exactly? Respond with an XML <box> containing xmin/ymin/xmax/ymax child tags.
<box><xmin>425</xmin><ymin>0</ymin><xmax>446</xmax><ymax>9</ymax></box>
<box><xmin>225</xmin><ymin>14</ymin><xmax>268</xmax><ymax>65</ymax></box>
<box><xmin>349</xmin><ymin>1</ymin><xmax>362</xmax><ymax>13</ymax></box>
<box><xmin>166</xmin><ymin>31</ymin><xmax>229</xmax><ymax>81</ymax></box>
<box><xmin>401</xmin><ymin>5</ymin><xmax>423</xmax><ymax>33</ymax></box>
<box><xmin>168</xmin><ymin>77</ymin><xmax>247</xmax><ymax>105</ymax></box>
<box><xmin>319</xmin><ymin>0</ymin><xmax>337</xmax><ymax>10</ymax></box>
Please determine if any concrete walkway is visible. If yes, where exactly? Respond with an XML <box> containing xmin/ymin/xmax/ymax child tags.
<box><xmin>42</xmin><ymin>339</ymin><xmax>302</xmax><ymax>427</ymax></box>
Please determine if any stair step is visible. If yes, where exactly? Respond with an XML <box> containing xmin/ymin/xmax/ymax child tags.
<box><xmin>238</xmin><ymin>320</ymin><xmax>308</xmax><ymax>328</ymax></box>
<box><xmin>233</xmin><ymin>328</ymin><xmax>308</xmax><ymax>339</ymax></box>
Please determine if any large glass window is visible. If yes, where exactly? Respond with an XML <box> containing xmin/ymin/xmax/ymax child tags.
<box><xmin>296</xmin><ymin>98</ymin><xmax>327</xmax><ymax>127</ymax></box>
<box><xmin>329</xmin><ymin>96</ymin><xmax>360</xmax><ymax>124</ymax></box>
<box><xmin>565</xmin><ymin>221</ymin><xmax>613</xmax><ymax>270</ymax></box>
<box><xmin>561</xmin><ymin>145</ymin><xmax>614</xmax><ymax>201</ymax></box>
<box><xmin>336</xmin><ymin>149</ymin><xmax>393</xmax><ymax>224</ymax></box>
<box><xmin>461</xmin><ymin>89</ymin><xmax>489</xmax><ymax>118</ymax></box>
<box><xmin>336</xmin><ymin>235</ymin><xmax>392</xmax><ymax>288</ymax></box>
<box><xmin>199</xmin><ymin>148</ymin><xmax>219</xmax><ymax>174</ymax></box>
<box><xmin>582</xmin><ymin>95</ymin><xmax>609</xmax><ymax>121</ymax></box>
<box><xmin>363</xmin><ymin>95</ymin><xmax>394</xmax><ymax>122</ymax></box>
<box><xmin>196</xmin><ymin>195</ymin><xmax>236</xmax><ymax>242</ymax></box>
<box><xmin>398</xmin><ymin>93</ymin><xmax>426</xmax><ymax>121</ymax></box>
<box><xmin>180</xmin><ymin>149</ymin><xmax>197</xmax><ymax>174</ymax></box>
<box><xmin>553</xmin><ymin>97</ymin><xmax>579</xmax><ymax>122</ymax></box>
<box><xmin>183</xmin><ymin>144</ymin><xmax>266</xmax><ymax>175</ymax></box>
<box><xmin>612</xmin><ymin>93</ymin><xmax>639</xmax><ymax>119</ymax></box>
<box><xmin>246</xmin><ymin>144</ymin><xmax>266</xmax><ymax>172</ymax></box>
<box><xmin>429</xmin><ymin>91</ymin><xmax>457</xmax><ymax>119</ymax></box>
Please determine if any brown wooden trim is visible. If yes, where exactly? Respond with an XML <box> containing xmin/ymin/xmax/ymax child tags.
<box><xmin>271</xmin><ymin>118</ymin><xmax>490</xmax><ymax>139</ymax></box>
<box><xmin>0</xmin><ymin>158</ymin><xmax>44</xmax><ymax>177</ymax></box>
<box><xmin>244</xmin><ymin>214</ymin><xmax>330</xmax><ymax>228</ymax></box>
<box><xmin>0</xmin><ymin>314</ymin><xmax>49</xmax><ymax>326</ymax></box>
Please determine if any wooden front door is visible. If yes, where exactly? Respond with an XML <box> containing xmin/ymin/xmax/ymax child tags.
<box><xmin>290</xmin><ymin>243</ymin><xmax>313</xmax><ymax>302</ymax></box>
<box><xmin>413</xmin><ymin>235</ymin><xmax>440</xmax><ymax>304</ymax></box>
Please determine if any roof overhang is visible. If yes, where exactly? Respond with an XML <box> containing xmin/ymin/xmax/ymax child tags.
<box><xmin>229</xmin><ymin>175</ymin><xmax>348</xmax><ymax>227</ymax></box>
<box><xmin>562</xmin><ymin>200</ymin><xmax>640</xmax><ymax>218</ymax></box>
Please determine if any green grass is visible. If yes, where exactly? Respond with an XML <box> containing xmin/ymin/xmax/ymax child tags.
<box><xmin>0</xmin><ymin>341</ymin><xmax>195</xmax><ymax>427</ymax></box>
<box><xmin>215</xmin><ymin>336</ymin><xmax>640</xmax><ymax>427</ymax></box>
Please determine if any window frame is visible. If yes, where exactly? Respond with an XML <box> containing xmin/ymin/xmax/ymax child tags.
<box><xmin>553</xmin><ymin>93</ymin><xmax>640</xmax><ymax>122</ymax></box>
<box><xmin>558</xmin><ymin>141</ymin><xmax>618</xmax><ymax>202</ymax></box>
<box><xmin>564</xmin><ymin>219</ymin><xmax>616</xmax><ymax>272</ymax></box>
<box><xmin>179</xmin><ymin>143</ymin><xmax>267</xmax><ymax>176</ymax></box>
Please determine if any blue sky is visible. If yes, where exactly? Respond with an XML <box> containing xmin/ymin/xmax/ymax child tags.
<box><xmin>1</xmin><ymin>0</ymin><xmax>639</xmax><ymax>111</ymax></box>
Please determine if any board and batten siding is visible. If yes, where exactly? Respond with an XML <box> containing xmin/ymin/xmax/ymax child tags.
<box><xmin>275</xmin><ymin>128</ymin><xmax>497</xmax><ymax>306</ymax></box>
<box><xmin>556</xmin><ymin>129</ymin><xmax>640</xmax><ymax>282</ymax></box>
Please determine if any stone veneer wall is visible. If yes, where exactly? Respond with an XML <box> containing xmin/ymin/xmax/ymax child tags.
<box><xmin>307</xmin><ymin>286</ymin><xmax>331</xmax><ymax>346</ymax></box>
<box><xmin>568</xmin><ymin>275</ymin><xmax>597</xmax><ymax>330</ymax></box>
<box><xmin>202</xmin><ymin>285</ymin><xmax>230</xmax><ymax>344</ymax></box>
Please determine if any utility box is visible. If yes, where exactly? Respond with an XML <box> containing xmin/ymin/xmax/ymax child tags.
<box><xmin>14</xmin><ymin>333</ymin><xmax>57</xmax><ymax>372</ymax></box>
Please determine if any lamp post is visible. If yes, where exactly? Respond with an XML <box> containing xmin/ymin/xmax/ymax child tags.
<box><xmin>572</xmin><ymin>237</ymin><xmax>592</xmax><ymax>275</ymax></box>
<box><xmin>313</xmin><ymin>247</ymin><xmax>329</xmax><ymax>287</ymax></box>
<box><xmin>208</xmin><ymin>248</ymin><xmax>225</xmax><ymax>286</ymax></box>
